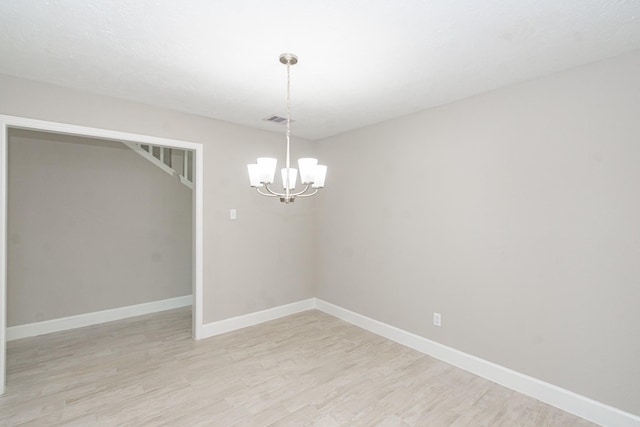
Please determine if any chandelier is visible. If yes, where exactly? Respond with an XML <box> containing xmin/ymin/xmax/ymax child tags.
<box><xmin>247</xmin><ymin>53</ymin><xmax>327</xmax><ymax>204</ymax></box>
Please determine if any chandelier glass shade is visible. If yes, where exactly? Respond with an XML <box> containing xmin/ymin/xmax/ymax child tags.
<box><xmin>247</xmin><ymin>53</ymin><xmax>327</xmax><ymax>204</ymax></box>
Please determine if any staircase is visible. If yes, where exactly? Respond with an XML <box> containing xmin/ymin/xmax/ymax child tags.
<box><xmin>122</xmin><ymin>142</ymin><xmax>193</xmax><ymax>189</ymax></box>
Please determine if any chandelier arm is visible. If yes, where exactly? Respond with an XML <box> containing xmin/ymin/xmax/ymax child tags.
<box><xmin>296</xmin><ymin>187</ymin><xmax>320</xmax><ymax>198</ymax></box>
<box><xmin>287</xmin><ymin>184</ymin><xmax>312</xmax><ymax>197</ymax></box>
<box><xmin>256</xmin><ymin>187</ymin><xmax>280</xmax><ymax>197</ymax></box>
<box><xmin>260</xmin><ymin>183</ymin><xmax>286</xmax><ymax>197</ymax></box>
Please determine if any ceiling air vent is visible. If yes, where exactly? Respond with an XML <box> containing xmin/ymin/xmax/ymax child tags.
<box><xmin>263</xmin><ymin>115</ymin><xmax>294</xmax><ymax>125</ymax></box>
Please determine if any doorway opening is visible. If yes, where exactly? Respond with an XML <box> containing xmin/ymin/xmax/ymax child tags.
<box><xmin>0</xmin><ymin>115</ymin><xmax>205</xmax><ymax>395</ymax></box>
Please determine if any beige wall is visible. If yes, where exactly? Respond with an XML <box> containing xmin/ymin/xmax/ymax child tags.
<box><xmin>0</xmin><ymin>74</ymin><xmax>317</xmax><ymax>324</ymax></box>
<box><xmin>7</xmin><ymin>130</ymin><xmax>192</xmax><ymax>325</ymax></box>
<box><xmin>315</xmin><ymin>50</ymin><xmax>640</xmax><ymax>415</ymax></box>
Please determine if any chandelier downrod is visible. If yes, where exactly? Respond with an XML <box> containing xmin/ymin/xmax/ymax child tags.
<box><xmin>285</xmin><ymin>54</ymin><xmax>292</xmax><ymax>203</ymax></box>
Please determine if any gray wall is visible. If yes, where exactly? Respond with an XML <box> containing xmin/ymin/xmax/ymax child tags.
<box><xmin>0</xmin><ymin>75</ymin><xmax>317</xmax><ymax>324</ymax></box>
<box><xmin>315</xmin><ymin>50</ymin><xmax>640</xmax><ymax>415</ymax></box>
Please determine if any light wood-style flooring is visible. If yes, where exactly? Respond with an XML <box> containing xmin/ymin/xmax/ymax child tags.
<box><xmin>1</xmin><ymin>308</ymin><xmax>597</xmax><ymax>426</ymax></box>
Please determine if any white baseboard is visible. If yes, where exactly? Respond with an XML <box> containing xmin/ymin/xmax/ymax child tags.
<box><xmin>314</xmin><ymin>299</ymin><xmax>640</xmax><ymax>427</ymax></box>
<box><xmin>201</xmin><ymin>298</ymin><xmax>315</xmax><ymax>338</ymax></box>
<box><xmin>6</xmin><ymin>295</ymin><xmax>192</xmax><ymax>341</ymax></box>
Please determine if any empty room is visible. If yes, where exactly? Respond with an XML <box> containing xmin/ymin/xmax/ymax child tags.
<box><xmin>0</xmin><ymin>1</ymin><xmax>639</xmax><ymax>426</ymax></box>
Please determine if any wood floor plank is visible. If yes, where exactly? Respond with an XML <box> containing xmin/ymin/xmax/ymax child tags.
<box><xmin>0</xmin><ymin>307</ymin><xmax>598</xmax><ymax>426</ymax></box>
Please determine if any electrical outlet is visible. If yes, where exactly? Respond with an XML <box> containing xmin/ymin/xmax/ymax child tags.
<box><xmin>230</xmin><ymin>209</ymin><xmax>237</xmax><ymax>220</ymax></box>
<box><xmin>433</xmin><ymin>312</ymin><xmax>442</xmax><ymax>327</ymax></box>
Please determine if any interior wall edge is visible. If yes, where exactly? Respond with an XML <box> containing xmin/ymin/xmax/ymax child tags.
<box><xmin>0</xmin><ymin>119</ymin><xmax>8</xmax><ymax>395</ymax></box>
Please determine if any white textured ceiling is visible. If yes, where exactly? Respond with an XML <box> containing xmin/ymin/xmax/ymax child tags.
<box><xmin>1</xmin><ymin>1</ymin><xmax>639</xmax><ymax>140</ymax></box>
